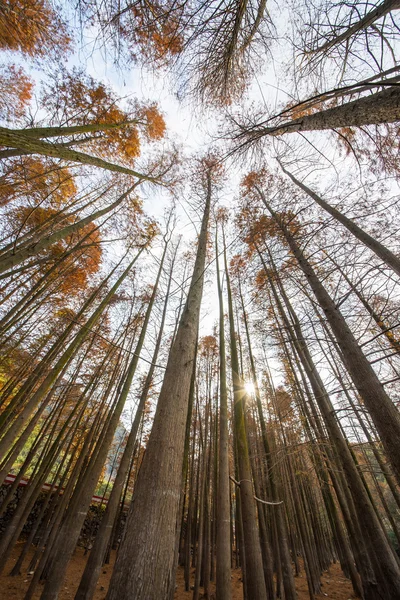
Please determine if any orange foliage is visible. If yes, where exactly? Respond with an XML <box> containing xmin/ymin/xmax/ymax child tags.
<box><xmin>254</xmin><ymin>268</ymin><xmax>267</xmax><ymax>291</ymax></box>
<box><xmin>237</xmin><ymin>212</ymin><xmax>280</xmax><ymax>248</ymax></box>
<box><xmin>43</xmin><ymin>72</ymin><xmax>122</xmax><ymax>125</ymax></box>
<box><xmin>230</xmin><ymin>254</ymin><xmax>246</xmax><ymax>277</ymax></box>
<box><xmin>42</xmin><ymin>70</ymin><xmax>166</xmax><ymax>161</ymax></box>
<box><xmin>240</xmin><ymin>168</ymin><xmax>270</xmax><ymax>196</ymax></box>
<box><xmin>117</xmin><ymin>1</ymin><xmax>184</xmax><ymax>64</ymax></box>
<box><xmin>282</xmin><ymin>100</ymin><xmax>317</xmax><ymax>121</ymax></box>
<box><xmin>107</xmin><ymin>126</ymin><xmax>141</xmax><ymax>161</ymax></box>
<box><xmin>0</xmin><ymin>157</ymin><xmax>76</xmax><ymax>207</ymax></box>
<box><xmin>138</xmin><ymin>104</ymin><xmax>167</xmax><ymax>140</ymax></box>
<box><xmin>50</xmin><ymin>223</ymin><xmax>102</xmax><ymax>296</ymax></box>
<box><xmin>140</xmin><ymin>220</ymin><xmax>160</xmax><ymax>244</ymax></box>
<box><xmin>0</xmin><ymin>0</ymin><xmax>70</xmax><ymax>56</ymax></box>
<box><xmin>0</xmin><ymin>64</ymin><xmax>33</xmax><ymax>122</ymax></box>
<box><xmin>215</xmin><ymin>206</ymin><xmax>229</xmax><ymax>224</ymax></box>
<box><xmin>199</xmin><ymin>154</ymin><xmax>225</xmax><ymax>182</ymax></box>
<box><xmin>238</xmin><ymin>169</ymin><xmax>302</xmax><ymax>253</ymax></box>
<box><xmin>199</xmin><ymin>335</ymin><xmax>218</xmax><ymax>360</ymax></box>
<box><xmin>282</xmin><ymin>95</ymin><xmax>340</xmax><ymax>123</ymax></box>
<box><xmin>5</xmin><ymin>205</ymin><xmax>102</xmax><ymax>296</ymax></box>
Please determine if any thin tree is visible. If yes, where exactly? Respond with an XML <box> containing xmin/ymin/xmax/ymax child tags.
<box><xmin>215</xmin><ymin>214</ymin><xmax>232</xmax><ymax>600</ymax></box>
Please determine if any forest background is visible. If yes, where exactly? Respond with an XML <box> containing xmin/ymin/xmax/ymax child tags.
<box><xmin>0</xmin><ymin>1</ymin><xmax>400</xmax><ymax>599</ymax></box>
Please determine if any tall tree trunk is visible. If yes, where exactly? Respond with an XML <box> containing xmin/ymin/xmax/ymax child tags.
<box><xmin>237</xmin><ymin>266</ymin><xmax>297</xmax><ymax>600</ymax></box>
<box><xmin>260</xmin><ymin>192</ymin><xmax>400</xmax><ymax>486</ymax></box>
<box><xmin>246</xmin><ymin>86</ymin><xmax>400</xmax><ymax>139</ymax></box>
<box><xmin>74</xmin><ymin>240</ymin><xmax>173</xmax><ymax>600</ymax></box>
<box><xmin>215</xmin><ymin>224</ymin><xmax>233</xmax><ymax>600</ymax></box>
<box><xmin>262</xmin><ymin>249</ymin><xmax>400</xmax><ymax>599</ymax></box>
<box><xmin>223</xmin><ymin>227</ymin><xmax>268</xmax><ymax>600</ymax></box>
<box><xmin>39</xmin><ymin>248</ymin><xmax>162</xmax><ymax>600</ymax></box>
<box><xmin>105</xmin><ymin>166</ymin><xmax>212</xmax><ymax>600</ymax></box>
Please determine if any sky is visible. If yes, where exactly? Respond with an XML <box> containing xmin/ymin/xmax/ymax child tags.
<box><xmin>0</xmin><ymin>5</ymin><xmax>366</xmax><ymax>381</ymax></box>
<box><xmin>3</xmin><ymin>0</ymin><xmax>399</xmax><ymax>422</ymax></box>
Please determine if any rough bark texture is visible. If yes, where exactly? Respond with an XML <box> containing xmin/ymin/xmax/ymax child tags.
<box><xmin>0</xmin><ymin>127</ymin><xmax>158</xmax><ymax>181</ymax></box>
<box><xmin>12</xmin><ymin>121</ymin><xmax>136</xmax><ymax>139</ymax></box>
<box><xmin>253</xmin><ymin>86</ymin><xmax>400</xmax><ymax>137</ymax></box>
<box><xmin>105</xmin><ymin>172</ymin><xmax>211</xmax><ymax>600</ymax></box>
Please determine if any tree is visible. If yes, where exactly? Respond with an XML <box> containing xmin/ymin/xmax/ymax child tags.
<box><xmin>230</xmin><ymin>84</ymin><xmax>400</xmax><ymax>149</ymax></box>
<box><xmin>74</xmin><ymin>230</ymin><xmax>176</xmax><ymax>600</ymax></box>
<box><xmin>223</xmin><ymin>222</ymin><xmax>268</xmax><ymax>599</ymax></box>
<box><xmin>278</xmin><ymin>161</ymin><xmax>400</xmax><ymax>277</ymax></box>
<box><xmin>249</xmin><ymin>177</ymin><xmax>400</xmax><ymax>488</ymax></box>
<box><xmin>106</xmin><ymin>158</ymin><xmax>213</xmax><ymax>599</ymax></box>
<box><xmin>295</xmin><ymin>0</ymin><xmax>400</xmax><ymax>81</ymax></box>
<box><xmin>0</xmin><ymin>0</ymin><xmax>70</xmax><ymax>57</ymax></box>
<box><xmin>0</xmin><ymin>69</ymin><xmax>167</xmax><ymax>181</ymax></box>
<box><xmin>0</xmin><ymin>65</ymin><xmax>33</xmax><ymax>123</ymax></box>
<box><xmin>86</xmin><ymin>0</ymin><xmax>273</xmax><ymax>104</ymax></box>
<box><xmin>215</xmin><ymin>211</ymin><xmax>232</xmax><ymax>600</ymax></box>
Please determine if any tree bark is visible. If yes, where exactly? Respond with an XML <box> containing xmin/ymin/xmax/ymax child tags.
<box><xmin>215</xmin><ymin>225</ymin><xmax>233</xmax><ymax>600</ymax></box>
<box><xmin>105</xmin><ymin>167</ymin><xmax>211</xmax><ymax>600</ymax></box>
<box><xmin>247</xmin><ymin>86</ymin><xmax>400</xmax><ymax>138</ymax></box>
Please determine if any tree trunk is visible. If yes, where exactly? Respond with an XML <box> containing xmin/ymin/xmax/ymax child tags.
<box><xmin>39</xmin><ymin>247</ymin><xmax>162</xmax><ymax>600</ymax></box>
<box><xmin>74</xmin><ymin>240</ymin><xmax>172</xmax><ymax>600</ymax></box>
<box><xmin>0</xmin><ymin>126</ymin><xmax>159</xmax><ymax>182</ymax></box>
<box><xmin>250</xmin><ymin>86</ymin><xmax>400</xmax><ymax>138</ymax></box>
<box><xmin>262</xmin><ymin>249</ymin><xmax>400</xmax><ymax>599</ymax></box>
<box><xmin>105</xmin><ymin>167</ymin><xmax>212</xmax><ymax>600</ymax></box>
<box><xmin>277</xmin><ymin>166</ymin><xmax>400</xmax><ymax>277</ymax></box>
<box><xmin>0</xmin><ymin>185</ymin><xmax>138</xmax><ymax>275</ymax></box>
<box><xmin>223</xmin><ymin>227</ymin><xmax>268</xmax><ymax>600</ymax></box>
<box><xmin>215</xmin><ymin>225</ymin><xmax>233</xmax><ymax>600</ymax></box>
<box><xmin>260</xmin><ymin>193</ymin><xmax>400</xmax><ymax>486</ymax></box>
<box><xmin>311</xmin><ymin>0</ymin><xmax>400</xmax><ymax>55</ymax></box>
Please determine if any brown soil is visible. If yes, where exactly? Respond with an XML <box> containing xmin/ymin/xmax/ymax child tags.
<box><xmin>0</xmin><ymin>542</ymin><xmax>356</xmax><ymax>600</ymax></box>
<box><xmin>0</xmin><ymin>543</ymin><xmax>115</xmax><ymax>600</ymax></box>
<box><xmin>174</xmin><ymin>562</ymin><xmax>356</xmax><ymax>600</ymax></box>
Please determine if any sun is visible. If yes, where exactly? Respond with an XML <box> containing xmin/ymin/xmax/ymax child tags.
<box><xmin>244</xmin><ymin>381</ymin><xmax>255</xmax><ymax>395</ymax></box>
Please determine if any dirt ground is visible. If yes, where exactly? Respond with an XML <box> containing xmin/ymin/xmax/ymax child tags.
<box><xmin>0</xmin><ymin>542</ymin><xmax>356</xmax><ymax>600</ymax></box>
<box><xmin>174</xmin><ymin>562</ymin><xmax>356</xmax><ymax>600</ymax></box>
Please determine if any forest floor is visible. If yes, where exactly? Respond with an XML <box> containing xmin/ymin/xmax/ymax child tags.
<box><xmin>0</xmin><ymin>542</ymin><xmax>356</xmax><ymax>600</ymax></box>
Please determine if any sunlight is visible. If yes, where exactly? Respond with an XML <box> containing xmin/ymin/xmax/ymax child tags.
<box><xmin>244</xmin><ymin>381</ymin><xmax>255</xmax><ymax>395</ymax></box>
